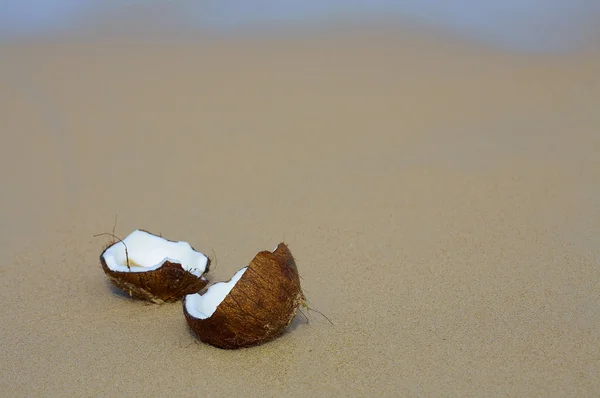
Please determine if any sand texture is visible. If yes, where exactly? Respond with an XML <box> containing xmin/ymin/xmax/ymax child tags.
<box><xmin>1</xmin><ymin>31</ymin><xmax>599</xmax><ymax>396</ymax></box>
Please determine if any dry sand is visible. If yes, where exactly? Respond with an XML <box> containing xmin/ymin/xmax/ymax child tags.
<box><xmin>1</xmin><ymin>28</ymin><xmax>599</xmax><ymax>396</ymax></box>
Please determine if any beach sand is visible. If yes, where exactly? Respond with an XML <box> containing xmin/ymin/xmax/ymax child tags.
<box><xmin>1</xmin><ymin>29</ymin><xmax>599</xmax><ymax>396</ymax></box>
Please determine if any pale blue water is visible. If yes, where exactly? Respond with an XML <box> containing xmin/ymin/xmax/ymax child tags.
<box><xmin>1</xmin><ymin>1</ymin><xmax>600</xmax><ymax>52</ymax></box>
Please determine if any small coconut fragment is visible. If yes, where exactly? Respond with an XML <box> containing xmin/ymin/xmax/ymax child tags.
<box><xmin>183</xmin><ymin>243</ymin><xmax>305</xmax><ymax>349</ymax></box>
<box><xmin>100</xmin><ymin>230</ymin><xmax>210</xmax><ymax>304</ymax></box>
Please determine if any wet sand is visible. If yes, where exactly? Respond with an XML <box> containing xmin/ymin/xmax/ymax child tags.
<box><xmin>1</xmin><ymin>29</ymin><xmax>599</xmax><ymax>396</ymax></box>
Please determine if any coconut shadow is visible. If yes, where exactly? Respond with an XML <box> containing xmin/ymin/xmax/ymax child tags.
<box><xmin>106</xmin><ymin>281</ymin><xmax>138</xmax><ymax>301</ymax></box>
<box><xmin>285</xmin><ymin>311</ymin><xmax>309</xmax><ymax>332</ymax></box>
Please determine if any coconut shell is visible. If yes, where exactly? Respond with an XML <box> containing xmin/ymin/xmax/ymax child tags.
<box><xmin>183</xmin><ymin>243</ymin><xmax>305</xmax><ymax>349</ymax></box>
<box><xmin>100</xmin><ymin>238</ymin><xmax>210</xmax><ymax>304</ymax></box>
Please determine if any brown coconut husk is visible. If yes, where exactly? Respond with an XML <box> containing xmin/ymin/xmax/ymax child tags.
<box><xmin>99</xmin><ymin>232</ymin><xmax>210</xmax><ymax>304</ymax></box>
<box><xmin>183</xmin><ymin>243</ymin><xmax>305</xmax><ymax>349</ymax></box>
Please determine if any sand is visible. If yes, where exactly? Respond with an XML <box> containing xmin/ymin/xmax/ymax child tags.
<box><xmin>1</xmin><ymin>28</ymin><xmax>599</xmax><ymax>396</ymax></box>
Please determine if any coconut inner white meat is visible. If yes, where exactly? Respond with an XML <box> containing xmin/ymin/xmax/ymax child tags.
<box><xmin>185</xmin><ymin>267</ymin><xmax>248</xmax><ymax>319</ymax></box>
<box><xmin>102</xmin><ymin>230</ymin><xmax>209</xmax><ymax>276</ymax></box>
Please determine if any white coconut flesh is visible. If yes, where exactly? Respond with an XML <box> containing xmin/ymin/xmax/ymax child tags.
<box><xmin>185</xmin><ymin>267</ymin><xmax>248</xmax><ymax>319</ymax></box>
<box><xmin>102</xmin><ymin>230</ymin><xmax>209</xmax><ymax>276</ymax></box>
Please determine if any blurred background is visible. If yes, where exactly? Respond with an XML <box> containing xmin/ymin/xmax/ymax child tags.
<box><xmin>2</xmin><ymin>0</ymin><xmax>600</xmax><ymax>52</ymax></box>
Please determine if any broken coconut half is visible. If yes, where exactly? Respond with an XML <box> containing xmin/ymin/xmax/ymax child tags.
<box><xmin>183</xmin><ymin>243</ymin><xmax>305</xmax><ymax>349</ymax></box>
<box><xmin>100</xmin><ymin>230</ymin><xmax>210</xmax><ymax>304</ymax></box>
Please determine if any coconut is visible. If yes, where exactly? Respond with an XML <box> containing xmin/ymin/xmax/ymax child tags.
<box><xmin>100</xmin><ymin>230</ymin><xmax>210</xmax><ymax>304</ymax></box>
<box><xmin>183</xmin><ymin>243</ymin><xmax>305</xmax><ymax>349</ymax></box>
